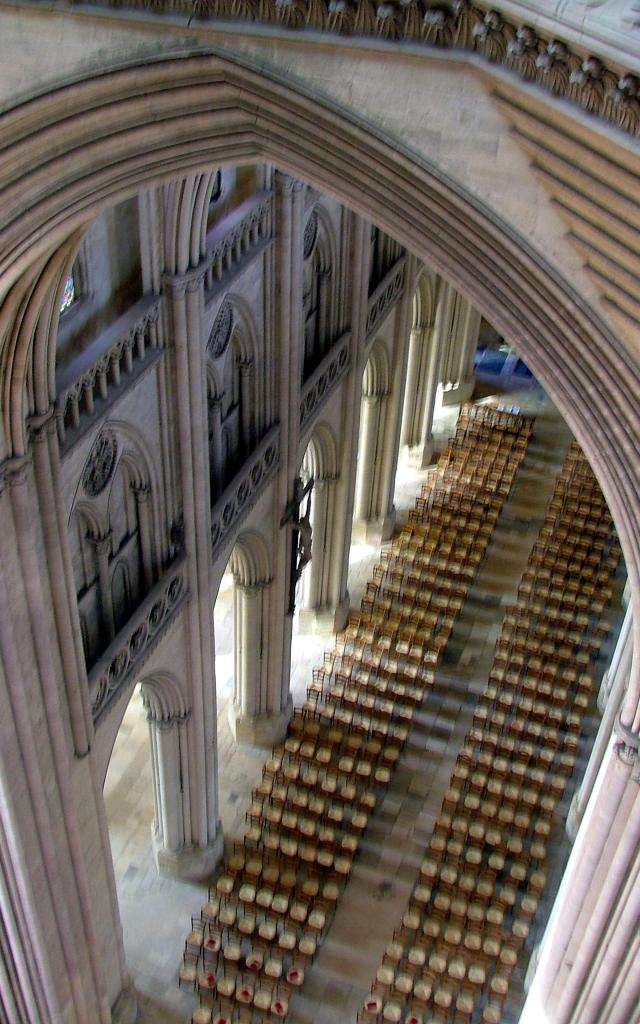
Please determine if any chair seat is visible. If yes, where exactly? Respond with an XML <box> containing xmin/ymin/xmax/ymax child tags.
<box><xmin>395</xmin><ymin>972</ymin><xmax>413</xmax><ymax>994</ymax></box>
<box><xmin>264</xmin><ymin>957</ymin><xmax>283</xmax><ymax>978</ymax></box>
<box><xmin>299</xmin><ymin>935</ymin><xmax>317</xmax><ymax>957</ymax></box>
<box><xmin>253</xmin><ymin>989</ymin><xmax>272</xmax><ymax>1010</ymax></box>
<box><xmin>382</xmin><ymin>1001</ymin><xmax>402</xmax><ymax>1022</ymax></box>
<box><xmin>408</xmin><ymin>945</ymin><xmax>426</xmax><ymax>967</ymax></box>
<box><xmin>278</xmin><ymin>930</ymin><xmax>297</xmax><ymax>951</ymax></box>
<box><xmin>377</xmin><ymin>964</ymin><xmax>394</xmax><ymax>985</ymax></box>
<box><xmin>413</xmin><ymin>979</ymin><xmax>432</xmax><ymax>1001</ymax></box>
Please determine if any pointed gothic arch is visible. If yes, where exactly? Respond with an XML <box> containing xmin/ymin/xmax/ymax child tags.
<box><xmin>0</xmin><ymin>49</ymin><xmax>638</xmax><ymax>1024</ymax></box>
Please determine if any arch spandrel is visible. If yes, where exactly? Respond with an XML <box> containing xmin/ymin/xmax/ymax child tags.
<box><xmin>0</xmin><ymin>49</ymin><xmax>638</xmax><ymax>724</ymax></box>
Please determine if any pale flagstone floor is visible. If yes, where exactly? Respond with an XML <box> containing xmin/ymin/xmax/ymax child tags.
<box><xmin>104</xmin><ymin>376</ymin><xmax>624</xmax><ymax>1024</ymax></box>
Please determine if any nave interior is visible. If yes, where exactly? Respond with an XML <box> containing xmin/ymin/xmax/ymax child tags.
<box><xmin>104</xmin><ymin>376</ymin><xmax>624</xmax><ymax>1024</ymax></box>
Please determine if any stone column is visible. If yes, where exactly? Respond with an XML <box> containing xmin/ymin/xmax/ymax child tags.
<box><xmin>317</xmin><ymin>270</ymin><xmax>331</xmax><ymax>353</ymax></box>
<box><xmin>89</xmin><ymin>531</ymin><xmax>116</xmax><ymax>643</ymax></box>
<box><xmin>297</xmin><ymin>476</ymin><xmax>339</xmax><ymax>632</ymax></box>
<box><xmin>522</xmin><ymin>725</ymin><xmax>640</xmax><ymax>1024</ymax></box>
<box><xmin>440</xmin><ymin>293</ymin><xmax>478</xmax><ymax>406</ymax></box>
<box><xmin>567</xmin><ymin>607</ymin><xmax>632</xmax><ymax>843</ymax></box>
<box><xmin>400</xmin><ymin>326</ymin><xmax>427</xmax><ymax>450</ymax></box>
<box><xmin>373</xmin><ymin>254</ymin><xmax>417</xmax><ymax>539</ymax></box>
<box><xmin>324</xmin><ymin>212</ymin><xmax>371</xmax><ymax>631</ymax></box>
<box><xmin>0</xmin><ymin>457</ymin><xmax>129</xmax><ymax>1024</ymax></box>
<box><xmin>353</xmin><ymin>391</ymin><xmax>386</xmax><ymax>523</ymax></box>
<box><xmin>458</xmin><ymin>303</ymin><xmax>481</xmax><ymax>394</ymax></box>
<box><xmin>599</xmin><ymin>600</ymin><xmax>632</xmax><ymax>712</ymax></box>
<box><xmin>417</xmin><ymin>277</ymin><xmax>454</xmax><ymax>466</ymax></box>
<box><xmin>239</xmin><ymin>358</ymin><xmax>254</xmax><ymax>453</ymax></box>
<box><xmin>228</xmin><ymin>580</ymin><xmax>281</xmax><ymax>744</ymax></box>
<box><xmin>132</xmin><ymin>483</ymin><xmax>154</xmax><ymax>592</ymax></box>
<box><xmin>208</xmin><ymin>394</ymin><xmax>224</xmax><ymax>493</ymax></box>
<box><xmin>263</xmin><ymin>172</ymin><xmax>305</xmax><ymax>733</ymax></box>
<box><xmin>163</xmin><ymin>267</ymin><xmax>223</xmax><ymax>879</ymax></box>
<box><xmin>28</xmin><ymin>408</ymin><xmax>92</xmax><ymax>757</ymax></box>
<box><xmin>148</xmin><ymin>716</ymin><xmax>186</xmax><ymax>858</ymax></box>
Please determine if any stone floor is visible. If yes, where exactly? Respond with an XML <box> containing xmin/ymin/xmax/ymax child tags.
<box><xmin>104</xmin><ymin>377</ymin><xmax>623</xmax><ymax>1024</ymax></box>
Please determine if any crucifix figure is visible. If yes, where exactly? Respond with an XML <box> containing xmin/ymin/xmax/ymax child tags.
<box><xmin>281</xmin><ymin>474</ymin><xmax>314</xmax><ymax>614</ymax></box>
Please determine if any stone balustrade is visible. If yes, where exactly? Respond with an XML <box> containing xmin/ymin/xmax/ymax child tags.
<box><xmin>204</xmin><ymin>190</ymin><xmax>273</xmax><ymax>292</ymax></box>
<box><xmin>89</xmin><ymin>554</ymin><xmax>188</xmax><ymax>726</ymax></box>
<box><xmin>56</xmin><ymin>294</ymin><xmax>162</xmax><ymax>450</ymax></box>
<box><xmin>300</xmin><ymin>333</ymin><xmax>351</xmax><ymax>431</ymax></box>
<box><xmin>210</xmin><ymin>423</ymin><xmax>280</xmax><ymax>557</ymax></box>
<box><xmin>365</xmin><ymin>257</ymin><xmax>406</xmax><ymax>341</ymax></box>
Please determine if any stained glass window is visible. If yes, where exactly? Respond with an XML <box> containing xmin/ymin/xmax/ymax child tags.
<box><xmin>60</xmin><ymin>273</ymin><xmax>76</xmax><ymax>314</ymax></box>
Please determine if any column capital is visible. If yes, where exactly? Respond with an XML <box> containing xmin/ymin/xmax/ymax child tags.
<box><xmin>131</xmin><ymin>482</ymin><xmax>151</xmax><ymax>502</ymax></box>
<box><xmin>27</xmin><ymin>406</ymin><xmax>58</xmax><ymax>444</ymax></box>
<box><xmin>235</xmin><ymin>578</ymin><xmax>270</xmax><ymax>594</ymax></box>
<box><xmin>148</xmin><ymin>711</ymin><xmax>191</xmax><ymax>733</ymax></box>
<box><xmin>162</xmin><ymin>264</ymin><xmax>208</xmax><ymax>298</ymax></box>
<box><xmin>87</xmin><ymin>529</ymin><xmax>112</xmax><ymax>555</ymax></box>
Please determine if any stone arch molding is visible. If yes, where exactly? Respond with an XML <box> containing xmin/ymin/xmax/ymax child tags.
<box><xmin>302</xmin><ymin>422</ymin><xmax>339</xmax><ymax>481</ymax></box>
<box><xmin>230</xmin><ymin>530</ymin><xmax>271</xmax><ymax>587</ymax></box>
<box><xmin>0</xmin><ymin>48</ymin><xmax>639</xmax><ymax>724</ymax></box>
<box><xmin>363</xmin><ymin>340</ymin><xmax>391</xmax><ymax>398</ymax></box>
<box><xmin>140</xmin><ymin>672</ymin><xmax>190</xmax><ymax>726</ymax></box>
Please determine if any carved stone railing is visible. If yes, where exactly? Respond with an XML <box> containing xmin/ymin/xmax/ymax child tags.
<box><xmin>365</xmin><ymin>257</ymin><xmax>406</xmax><ymax>340</ymax></box>
<box><xmin>210</xmin><ymin>424</ymin><xmax>280</xmax><ymax>556</ymax></box>
<box><xmin>65</xmin><ymin>2</ymin><xmax>639</xmax><ymax>139</ymax></box>
<box><xmin>56</xmin><ymin>295</ymin><xmax>162</xmax><ymax>451</ymax></box>
<box><xmin>300</xmin><ymin>334</ymin><xmax>351</xmax><ymax>431</ymax></box>
<box><xmin>204</xmin><ymin>190</ymin><xmax>273</xmax><ymax>293</ymax></box>
<box><xmin>89</xmin><ymin>554</ymin><xmax>188</xmax><ymax>726</ymax></box>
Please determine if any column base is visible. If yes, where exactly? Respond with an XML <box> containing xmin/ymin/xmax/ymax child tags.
<box><xmin>228</xmin><ymin>696</ymin><xmax>293</xmax><ymax>747</ymax></box>
<box><xmin>153</xmin><ymin>827</ymin><xmax>224</xmax><ymax>881</ymax></box>
<box><xmin>297</xmin><ymin>592</ymin><xmax>350</xmax><ymax>634</ymax></box>
<box><xmin>353</xmin><ymin>509</ymin><xmax>396</xmax><ymax>546</ymax></box>
<box><xmin>111</xmin><ymin>981</ymin><xmax>137</xmax><ymax>1024</ymax></box>
<box><xmin>401</xmin><ymin>439</ymin><xmax>436</xmax><ymax>469</ymax></box>
<box><xmin>440</xmin><ymin>375</ymin><xmax>475</xmax><ymax>407</ymax></box>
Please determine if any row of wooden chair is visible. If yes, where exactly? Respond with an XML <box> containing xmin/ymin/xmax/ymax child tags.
<box><xmin>363</xmin><ymin>439</ymin><xmax>620</xmax><ymax>1024</ymax></box>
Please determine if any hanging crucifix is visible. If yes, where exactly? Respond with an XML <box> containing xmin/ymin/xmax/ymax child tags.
<box><xmin>281</xmin><ymin>474</ymin><xmax>314</xmax><ymax>615</ymax></box>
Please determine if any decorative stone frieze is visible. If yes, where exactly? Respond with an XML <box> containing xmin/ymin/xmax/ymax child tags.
<box><xmin>299</xmin><ymin>335</ymin><xmax>350</xmax><ymax>430</ymax></box>
<box><xmin>88</xmin><ymin>555</ymin><xmax>189</xmax><ymax>725</ymax></box>
<box><xmin>210</xmin><ymin>424</ymin><xmax>280</xmax><ymax>555</ymax></box>
<box><xmin>366</xmin><ymin>258</ymin><xmax>406</xmax><ymax>339</ymax></box>
<box><xmin>77</xmin><ymin>0</ymin><xmax>640</xmax><ymax>137</ymax></box>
